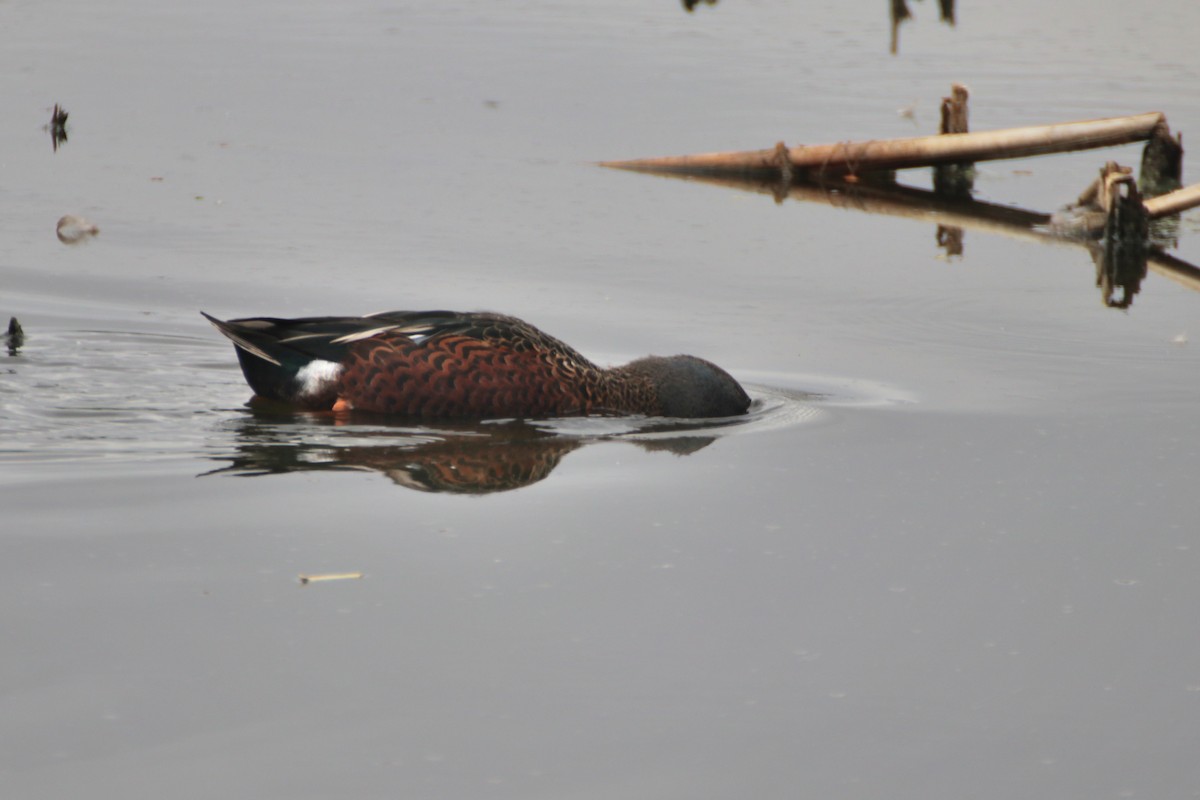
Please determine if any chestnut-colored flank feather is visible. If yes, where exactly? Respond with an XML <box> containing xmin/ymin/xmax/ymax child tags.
<box><xmin>203</xmin><ymin>310</ymin><xmax>750</xmax><ymax>419</ymax></box>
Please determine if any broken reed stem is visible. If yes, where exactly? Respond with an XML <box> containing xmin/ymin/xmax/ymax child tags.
<box><xmin>1143</xmin><ymin>183</ymin><xmax>1200</xmax><ymax>219</ymax></box>
<box><xmin>1067</xmin><ymin>179</ymin><xmax>1200</xmax><ymax>235</ymax></box>
<box><xmin>939</xmin><ymin>84</ymin><xmax>970</xmax><ymax>135</ymax></box>
<box><xmin>601</xmin><ymin>113</ymin><xmax>1167</xmax><ymax>179</ymax></box>
<box><xmin>934</xmin><ymin>83</ymin><xmax>974</xmax><ymax>196</ymax></box>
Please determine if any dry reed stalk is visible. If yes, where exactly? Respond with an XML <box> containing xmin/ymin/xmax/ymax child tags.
<box><xmin>601</xmin><ymin>113</ymin><xmax>1167</xmax><ymax>179</ymax></box>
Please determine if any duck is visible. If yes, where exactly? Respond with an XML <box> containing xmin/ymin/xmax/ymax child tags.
<box><xmin>202</xmin><ymin>310</ymin><xmax>750</xmax><ymax>419</ymax></box>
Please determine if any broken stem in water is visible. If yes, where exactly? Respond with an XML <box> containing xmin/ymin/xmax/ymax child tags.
<box><xmin>601</xmin><ymin>113</ymin><xmax>1167</xmax><ymax>179</ymax></box>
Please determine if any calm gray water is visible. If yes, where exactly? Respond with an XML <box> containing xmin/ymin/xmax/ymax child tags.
<box><xmin>4</xmin><ymin>1</ymin><xmax>1200</xmax><ymax>797</ymax></box>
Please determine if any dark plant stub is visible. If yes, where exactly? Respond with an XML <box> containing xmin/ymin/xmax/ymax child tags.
<box><xmin>49</xmin><ymin>103</ymin><xmax>68</xmax><ymax>152</ymax></box>
<box><xmin>5</xmin><ymin>317</ymin><xmax>24</xmax><ymax>355</ymax></box>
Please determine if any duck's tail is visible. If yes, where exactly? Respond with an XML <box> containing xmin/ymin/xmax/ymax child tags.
<box><xmin>202</xmin><ymin>312</ymin><xmax>354</xmax><ymax>408</ymax></box>
<box><xmin>201</xmin><ymin>312</ymin><xmax>285</xmax><ymax>365</ymax></box>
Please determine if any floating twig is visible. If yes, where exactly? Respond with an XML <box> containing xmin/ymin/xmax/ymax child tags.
<box><xmin>298</xmin><ymin>572</ymin><xmax>364</xmax><ymax>585</ymax></box>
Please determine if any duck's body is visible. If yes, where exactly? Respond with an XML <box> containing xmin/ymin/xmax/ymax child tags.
<box><xmin>203</xmin><ymin>310</ymin><xmax>750</xmax><ymax>419</ymax></box>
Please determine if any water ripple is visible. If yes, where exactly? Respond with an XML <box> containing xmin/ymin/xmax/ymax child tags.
<box><xmin>1</xmin><ymin>327</ymin><xmax>895</xmax><ymax>470</ymax></box>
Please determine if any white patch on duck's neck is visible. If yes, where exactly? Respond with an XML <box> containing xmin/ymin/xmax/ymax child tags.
<box><xmin>294</xmin><ymin>359</ymin><xmax>343</xmax><ymax>398</ymax></box>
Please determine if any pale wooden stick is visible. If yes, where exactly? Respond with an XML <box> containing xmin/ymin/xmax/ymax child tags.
<box><xmin>1144</xmin><ymin>183</ymin><xmax>1200</xmax><ymax>219</ymax></box>
<box><xmin>298</xmin><ymin>572</ymin><xmax>364</xmax><ymax>585</ymax></box>
<box><xmin>600</xmin><ymin>113</ymin><xmax>1166</xmax><ymax>178</ymax></box>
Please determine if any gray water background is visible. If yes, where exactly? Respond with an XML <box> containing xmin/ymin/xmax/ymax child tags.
<box><xmin>3</xmin><ymin>1</ymin><xmax>1200</xmax><ymax>797</ymax></box>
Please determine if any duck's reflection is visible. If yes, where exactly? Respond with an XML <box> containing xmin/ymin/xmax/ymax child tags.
<box><xmin>208</xmin><ymin>412</ymin><xmax>720</xmax><ymax>494</ymax></box>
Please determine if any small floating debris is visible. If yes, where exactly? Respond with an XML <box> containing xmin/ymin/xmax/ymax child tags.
<box><xmin>48</xmin><ymin>103</ymin><xmax>68</xmax><ymax>152</ymax></box>
<box><xmin>298</xmin><ymin>572</ymin><xmax>364</xmax><ymax>585</ymax></box>
<box><xmin>56</xmin><ymin>215</ymin><xmax>100</xmax><ymax>245</ymax></box>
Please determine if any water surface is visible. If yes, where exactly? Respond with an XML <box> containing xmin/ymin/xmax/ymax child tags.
<box><xmin>4</xmin><ymin>1</ymin><xmax>1200</xmax><ymax>798</ymax></box>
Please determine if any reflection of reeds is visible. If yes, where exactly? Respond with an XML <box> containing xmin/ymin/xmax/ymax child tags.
<box><xmin>629</xmin><ymin>170</ymin><xmax>1200</xmax><ymax>309</ymax></box>
<box><xmin>672</xmin><ymin>171</ymin><xmax>1049</xmax><ymax>235</ymax></box>
<box><xmin>891</xmin><ymin>0</ymin><xmax>957</xmax><ymax>54</ymax></box>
